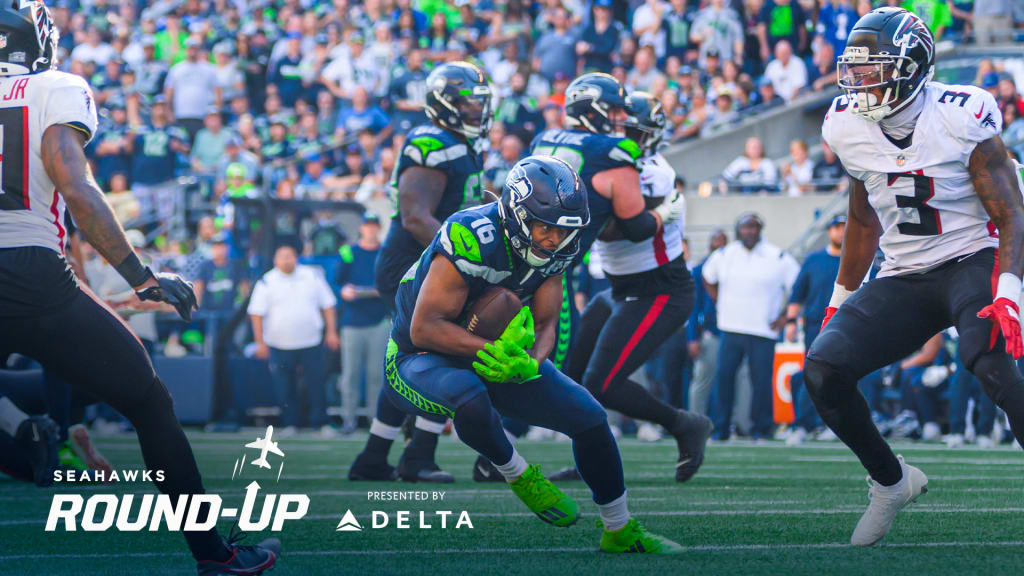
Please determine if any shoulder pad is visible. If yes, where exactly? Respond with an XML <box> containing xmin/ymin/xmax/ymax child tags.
<box><xmin>402</xmin><ymin>128</ymin><xmax>467</xmax><ymax>168</ymax></box>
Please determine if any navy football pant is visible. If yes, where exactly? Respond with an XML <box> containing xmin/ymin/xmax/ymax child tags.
<box><xmin>382</xmin><ymin>341</ymin><xmax>625</xmax><ymax>503</ymax></box>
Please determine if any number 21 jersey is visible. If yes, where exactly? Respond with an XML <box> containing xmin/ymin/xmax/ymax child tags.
<box><xmin>822</xmin><ymin>82</ymin><xmax>1001</xmax><ymax>278</ymax></box>
<box><xmin>0</xmin><ymin>70</ymin><xmax>98</xmax><ymax>254</ymax></box>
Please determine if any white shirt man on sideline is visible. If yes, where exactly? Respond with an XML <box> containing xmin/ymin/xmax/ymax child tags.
<box><xmin>702</xmin><ymin>213</ymin><xmax>799</xmax><ymax>440</ymax></box>
<box><xmin>249</xmin><ymin>244</ymin><xmax>339</xmax><ymax>435</ymax></box>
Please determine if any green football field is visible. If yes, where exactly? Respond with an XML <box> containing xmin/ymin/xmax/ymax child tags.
<box><xmin>3</xmin><ymin>431</ymin><xmax>1024</xmax><ymax>575</ymax></box>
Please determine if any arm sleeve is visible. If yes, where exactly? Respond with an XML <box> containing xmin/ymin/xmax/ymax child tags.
<box><xmin>247</xmin><ymin>279</ymin><xmax>268</xmax><ymax>316</ymax></box>
<box><xmin>617</xmin><ymin>210</ymin><xmax>660</xmax><ymax>242</ymax></box>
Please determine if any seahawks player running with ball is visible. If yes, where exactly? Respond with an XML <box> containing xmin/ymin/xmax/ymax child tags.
<box><xmin>806</xmin><ymin>8</ymin><xmax>1024</xmax><ymax>547</ymax></box>
<box><xmin>381</xmin><ymin>154</ymin><xmax>681</xmax><ymax>553</ymax></box>
<box><xmin>0</xmin><ymin>3</ymin><xmax>278</xmax><ymax>574</ymax></box>
<box><xmin>551</xmin><ymin>91</ymin><xmax>713</xmax><ymax>483</ymax></box>
<box><xmin>350</xmin><ymin>62</ymin><xmax>491</xmax><ymax>484</ymax></box>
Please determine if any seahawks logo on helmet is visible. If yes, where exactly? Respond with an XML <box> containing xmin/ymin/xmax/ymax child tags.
<box><xmin>506</xmin><ymin>165</ymin><xmax>533</xmax><ymax>202</ymax></box>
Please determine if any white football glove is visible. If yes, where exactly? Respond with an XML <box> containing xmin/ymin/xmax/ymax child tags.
<box><xmin>653</xmin><ymin>190</ymin><xmax>685</xmax><ymax>225</ymax></box>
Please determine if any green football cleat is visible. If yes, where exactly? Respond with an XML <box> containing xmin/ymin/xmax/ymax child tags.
<box><xmin>600</xmin><ymin>518</ymin><xmax>684</xmax><ymax>554</ymax></box>
<box><xmin>58</xmin><ymin>441</ymin><xmax>88</xmax><ymax>471</ymax></box>
<box><xmin>509</xmin><ymin>464</ymin><xmax>579</xmax><ymax>527</ymax></box>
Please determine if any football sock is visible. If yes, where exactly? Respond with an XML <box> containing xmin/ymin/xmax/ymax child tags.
<box><xmin>597</xmin><ymin>491</ymin><xmax>630</xmax><ymax>531</ymax></box>
<box><xmin>365</xmin><ymin>418</ymin><xmax>400</xmax><ymax>456</ymax></box>
<box><xmin>572</xmin><ymin>422</ymin><xmax>626</xmax><ymax>504</ymax></box>
<box><xmin>0</xmin><ymin>396</ymin><xmax>29</xmax><ymax>437</ymax></box>
<box><xmin>493</xmin><ymin>447</ymin><xmax>528</xmax><ymax>482</ymax></box>
<box><xmin>600</xmin><ymin>379</ymin><xmax>680</xmax><ymax>430</ymax></box>
<box><xmin>404</xmin><ymin>428</ymin><xmax>440</xmax><ymax>462</ymax></box>
<box><xmin>973</xmin><ymin>352</ymin><xmax>1024</xmax><ymax>446</ymax></box>
<box><xmin>415</xmin><ymin>416</ymin><xmax>446</xmax><ymax>434</ymax></box>
<box><xmin>452</xmin><ymin>392</ymin><xmax>514</xmax><ymax>466</ymax></box>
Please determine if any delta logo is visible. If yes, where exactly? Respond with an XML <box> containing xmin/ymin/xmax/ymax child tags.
<box><xmin>335</xmin><ymin>509</ymin><xmax>473</xmax><ymax>532</ymax></box>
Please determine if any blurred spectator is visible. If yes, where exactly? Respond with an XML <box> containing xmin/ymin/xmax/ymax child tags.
<box><xmin>389</xmin><ymin>49</ymin><xmax>429</xmax><ymax>134</ymax></box>
<box><xmin>903</xmin><ymin>0</ymin><xmax>952</xmax><ymax>40</ymax></box>
<box><xmin>997</xmin><ymin>76</ymin><xmax>1024</xmax><ymax>117</ymax></box>
<box><xmin>1004</xmin><ymin>105</ymin><xmax>1024</xmax><ymax>160</ymax></box>
<box><xmin>720</xmin><ymin>137</ymin><xmax>779</xmax><ymax>193</ymax></box>
<box><xmin>336</xmin><ymin>87</ymin><xmax>392</xmax><ymax>145</ymax></box>
<box><xmin>812</xmin><ymin>140</ymin><xmax>848</xmax><ymax>193</ymax></box>
<box><xmin>127</xmin><ymin>99</ymin><xmax>190</xmax><ymax>223</ymax></box>
<box><xmin>687</xmin><ymin>229</ymin><xmax>728</xmax><ymax>416</ymax></box>
<box><xmin>484</xmin><ymin>134</ymin><xmax>526</xmax><ymax>190</ymax></box>
<box><xmin>248</xmin><ymin>245</ymin><xmax>339</xmax><ymax>434</ymax></box>
<box><xmin>71</xmin><ymin>25</ymin><xmax>116</xmax><ymax>66</ymax></box>
<box><xmin>494</xmin><ymin>70</ymin><xmax>544</xmax><ymax>141</ymax></box>
<box><xmin>701</xmin><ymin>89</ymin><xmax>739</xmax><ymax>136</ymax></box>
<box><xmin>690</xmin><ymin>0</ymin><xmax>744</xmax><ymax>67</ymax></box>
<box><xmin>763</xmin><ymin>40</ymin><xmax>807</xmax><ymax>102</ymax></box>
<box><xmin>269</xmin><ymin>33</ymin><xmax>306</xmax><ymax>108</ymax></box>
<box><xmin>577</xmin><ymin>0</ymin><xmax>624</xmax><ymax>73</ymax></box>
<box><xmin>91</xmin><ymin>102</ymin><xmax>132</xmax><ymax>190</ymax></box>
<box><xmin>702</xmin><ymin>214</ymin><xmax>799</xmax><ymax>440</ymax></box>
<box><xmin>633</xmin><ymin>0</ymin><xmax>671</xmax><ymax>59</ymax></box>
<box><xmin>662</xmin><ymin>0</ymin><xmax>696</xmax><ymax>64</ymax></box>
<box><xmin>752</xmin><ymin>76</ymin><xmax>785</xmax><ymax>109</ymax></box>
<box><xmin>165</xmin><ymin>37</ymin><xmax>222</xmax><ymax>141</ymax></box>
<box><xmin>757</xmin><ymin>0</ymin><xmax>808</xmax><ymax>60</ymax></box>
<box><xmin>218</xmin><ymin>136</ymin><xmax>260</xmax><ymax>186</ymax></box>
<box><xmin>533</xmin><ymin>6</ymin><xmax>578</xmax><ymax>82</ymax></box>
<box><xmin>626</xmin><ymin>46</ymin><xmax>666</xmax><ymax>93</ymax></box>
<box><xmin>212</xmin><ymin>42</ymin><xmax>245</xmax><ymax>104</ymax></box>
<box><xmin>781</xmin><ymin>139</ymin><xmax>814</xmax><ymax>196</ymax></box>
<box><xmin>816</xmin><ymin>0</ymin><xmax>858</xmax><ymax>53</ymax></box>
<box><xmin>193</xmin><ymin>235</ymin><xmax>249</xmax><ymax>313</ymax></box>
<box><xmin>336</xmin><ymin>213</ymin><xmax>390</xmax><ymax>434</ymax></box>
<box><xmin>675</xmin><ymin>87</ymin><xmax>709</xmax><ymax>140</ymax></box>
<box><xmin>191</xmin><ymin>109</ymin><xmax>233</xmax><ymax>177</ymax></box>
<box><xmin>972</xmin><ymin>0</ymin><xmax>1013</xmax><ymax>45</ymax></box>
<box><xmin>948</xmin><ymin>0</ymin><xmax>976</xmax><ymax>41</ymax></box>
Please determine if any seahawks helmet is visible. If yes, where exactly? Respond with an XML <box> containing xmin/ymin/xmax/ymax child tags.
<box><xmin>498</xmin><ymin>155</ymin><xmax>590</xmax><ymax>277</ymax></box>
<box><xmin>564</xmin><ymin>73</ymin><xmax>628</xmax><ymax>135</ymax></box>
<box><xmin>424</xmin><ymin>61</ymin><xmax>493</xmax><ymax>142</ymax></box>
<box><xmin>837</xmin><ymin>8</ymin><xmax>935</xmax><ymax>122</ymax></box>
<box><xmin>625</xmin><ymin>91</ymin><xmax>666</xmax><ymax>155</ymax></box>
<box><xmin>0</xmin><ymin>0</ymin><xmax>58</xmax><ymax>76</ymax></box>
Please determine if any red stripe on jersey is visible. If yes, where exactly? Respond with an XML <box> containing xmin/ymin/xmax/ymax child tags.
<box><xmin>21</xmin><ymin>107</ymin><xmax>28</xmax><ymax>208</ymax></box>
<box><xmin>652</xmin><ymin>228</ymin><xmax>668</xmax><ymax>266</ymax></box>
<box><xmin>50</xmin><ymin>188</ymin><xmax>65</xmax><ymax>252</ymax></box>
<box><xmin>601</xmin><ymin>294</ymin><xmax>669</xmax><ymax>393</ymax></box>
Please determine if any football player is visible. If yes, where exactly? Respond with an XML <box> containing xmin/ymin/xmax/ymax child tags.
<box><xmin>807</xmin><ymin>8</ymin><xmax>1024</xmax><ymax>547</ymax></box>
<box><xmin>381</xmin><ymin>154</ymin><xmax>681</xmax><ymax>553</ymax></box>
<box><xmin>550</xmin><ymin>92</ymin><xmax>713</xmax><ymax>483</ymax></box>
<box><xmin>0</xmin><ymin>3</ymin><xmax>278</xmax><ymax>573</ymax></box>
<box><xmin>349</xmin><ymin>62</ymin><xmax>492</xmax><ymax>484</ymax></box>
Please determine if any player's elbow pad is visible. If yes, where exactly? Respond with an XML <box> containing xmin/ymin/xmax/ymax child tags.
<box><xmin>617</xmin><ymin>211</ymin><xmax>659</xmax><ymax>242</ymax></box>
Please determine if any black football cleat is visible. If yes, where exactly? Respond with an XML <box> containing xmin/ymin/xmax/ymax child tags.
<box><xmin>547</xmin><ymin>466</ymin><xmax>582</xmax><ymax>482</ymax></box>
<box><xmin>397</xmin><ymin>452</ymin><xmax>454</xmax><ymax>483</ymax></box>
<box><xmin>672</xmin><ymin>411</ymin><xmax>713</xmax><ymax>483</ymax></box>
<box><xmin>196</xmin><ymin>528</ymin><xmax>280</xmax><ymax>575</ymax></box>
<box><xmin>471</xmin><ymin>455</ymin><xmax>504</xmax><ymax>482</ymax></box>
<box><xmin>348</xmin><ymin>450</ymin><xmax>398</xmax><ymax>481</ymax></box>
<box><xmin>15</xmin><ymin>415</ymin><xmax>60</xmax><ymax>487</ymax></box>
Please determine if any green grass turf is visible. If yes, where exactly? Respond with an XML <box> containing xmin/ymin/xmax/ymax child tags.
<box><xmin>2</xmin><ymin>431</ymin><xmax>1024</xmax><ymax>575</ymax></box>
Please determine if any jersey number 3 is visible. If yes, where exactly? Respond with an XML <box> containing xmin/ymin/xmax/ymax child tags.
<box><xmin>888</xmin><ymin>171</ymin><xmax>941</xmax><ymax>236</ymax></box>
<box><xmin>0</xmin><ymin>107</ymin><xmax>28</xmax><ymax>211</ymax></box>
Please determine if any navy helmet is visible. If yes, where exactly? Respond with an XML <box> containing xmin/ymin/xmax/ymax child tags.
<box><xmin>837</xmin><ymin>8</ymin><xmax>935</xmax><ymax>122</ymax></box>
<box><xmin>424</xmin><ymin>61</ymin><xmax>493</xmax><ymax>143</ymax></box>
<box><xmin>0</xmin><ymin>0</ymin><xmax>58</xmax><ymax>76</ymax></box>
<box><xmin>564</xmin><ymin>72</ymin><xmax>628</xmax><ymax>135</ymax></box>
<box><xmin>625</xmin><ymin>91</ymin><xmax>666</xmax><ymax>155</ymax></box>
<box><xmin>498</xmin><ymin>155</ymin><xmax>590</xmax><ymax>277</ymax></box>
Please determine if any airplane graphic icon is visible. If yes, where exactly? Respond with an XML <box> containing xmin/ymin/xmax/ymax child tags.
<box><xmin>246</xmin><ymin>425</ymin><xmax>285</xmax><ymax>470</ymax></box>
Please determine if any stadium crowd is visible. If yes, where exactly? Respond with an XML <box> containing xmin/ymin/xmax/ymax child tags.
<box><xmin>11</xmin><ymin>0</ymin><xmax>1024</xmax><ymax>452</ymax></box>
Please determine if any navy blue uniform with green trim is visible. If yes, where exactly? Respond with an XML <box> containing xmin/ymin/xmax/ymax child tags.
<box><xmin>529</xmin><ymin>129</ymin><xmax>641</xmax><ymax>369</ymax></box>
<box><xmin>375</xmin><ymin>125</ymin><xmax>485</xmax><ymax>312</ymax></box>
<box><xmin>378</xmin><ymin>204</ymin><xmax>626</xmax><ymax>504</ymax></box>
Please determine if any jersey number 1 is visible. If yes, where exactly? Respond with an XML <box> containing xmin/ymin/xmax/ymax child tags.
<box><xmin>0</xmin><ymin>107</ymin><xmax>28</xmax><ymax>211</ymax></box>
<box><xmin>888</xmin><ymin>171</ymin><xmax>941</xmax><ymax>236</ymax></box>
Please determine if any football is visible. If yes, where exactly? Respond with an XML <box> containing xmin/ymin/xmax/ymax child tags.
<box><xmin>464</xmin><ymin>286</ymin><xmax>522</xmax><ymax>341</ymax></box>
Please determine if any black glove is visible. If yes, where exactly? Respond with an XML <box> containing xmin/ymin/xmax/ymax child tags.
<box><xmin>136</xmin><ymin>271</ymin><xmax>199</xmax><ymax>322</ymax></box>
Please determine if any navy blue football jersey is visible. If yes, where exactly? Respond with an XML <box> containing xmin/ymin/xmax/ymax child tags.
<box><xmin>391</xmin><ymin>202</ymin><xmax>549</xmax><ymax>355</ymax></box>
<box><xmin>376</xmin><ymin>124</ymin><xmax>485</xmax><ymax>298</ymax></box>
<box><xmin>529</xmin><ymin>129</ymin><xmax>641</xmax><ymax>257</ymax></box>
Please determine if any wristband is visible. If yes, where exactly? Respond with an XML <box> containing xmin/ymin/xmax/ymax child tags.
<box><xmin>996</xmin><ymin>272</ymin><xmax>1023</xmax><ymax>305</ymax></box>
<box><xmin>828</xmin><ymin>282</ymin><xmax>855</xmax><ymax>309</ymax></box>
<box><xmin>115</xmin><ymin>253</ymin><xmax>152</xmax><ymax>288</ymax></box>
<box><xmin>785</xmin><ymin>318</ymin><xmax>798</xmax><ymax>325</ymax></box>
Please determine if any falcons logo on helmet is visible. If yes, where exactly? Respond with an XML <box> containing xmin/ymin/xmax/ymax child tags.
<box><xmin>892</xmin><ymin>13</ymin><xmax>934</xmax><ymax>62</ymax></box>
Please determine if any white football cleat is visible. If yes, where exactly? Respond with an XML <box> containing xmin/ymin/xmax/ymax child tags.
<box><xmin>850</xmin><ymin>455</ymin><xmax>927</xmax><ymax>547</ymax></box>
<box><xmin>976</xmin><ymin>435</ymin><xmax>995</xmax><ymax>449</ymax></box>
<box><xmin>944</xmin><ymin>433</ymin><xmax>964</xmax><ymax>448</ymax></box>
<box><xmin>785</xmin><ymin>427</ymin><xmax>807</xmax><ymax>447</ymax></box>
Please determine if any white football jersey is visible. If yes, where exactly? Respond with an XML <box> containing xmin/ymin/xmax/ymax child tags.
<box><xmin>822</xmin><ymin>82</ymin><xmax>1001</xmax><ymax>278</ymax></box>
<box><xmin>595</xmin><ymin>152</ymin><xmax>685</xmax><ymax>275</ymax></box>
<box><xmin>0</xmin><ymin>70</ymin><xmax>98</xmax><ymax>254</ymax></box>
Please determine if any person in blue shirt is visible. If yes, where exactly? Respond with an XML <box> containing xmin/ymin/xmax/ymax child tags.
<box><xmin>336</xmin><ymin>212</ymin><xmax>391</xmax><ymax>435</ymax></box>
<box><xmin>686</xmin><ymin>229</ymin><xmax>727</xmax><ymax>416</ymax></box>
<box><xmin>354</xmin><ymin>156</ymin><xmax>683</xmax><ymax>554</ymax></box>
<box><xmin>783</xmin><ymin>215</ymin><xmax>845</xmax><ymax>444</ymax></box>
<box><xmin>816</xmin><ymin>0</ymin><xmax>859</xmax><ymax>54</ymax></box>
<box><xmin>335</xmin><ymin>86</ymin><xmax>392</xmax><ymax>144</ymax></box>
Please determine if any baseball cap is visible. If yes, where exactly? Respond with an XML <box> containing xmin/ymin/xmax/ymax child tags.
<box><xmin>594</xmin><ymin>0</ymin><xmax>613</xmax><ymax>8</ymax></box>
<box><xmin>361</xmin><ymin>211</ymin><xmax>381</xmax><ymax>225</ymax></box>
<box><xmin>827</xmin><ymin>214</ymin><xmax>847</xmax><ymax>228</ymax></box>
<box><xmin>982</xmin><ymin>72</ymin><xmax>999</xmax><ymax>88</ymax></box>
<box><xmin>184</xmin><ymin>36</ymin><xmax>201</xmax><ymax>48</ymax></box>
<box><xmin>226</xmin><ymin>163</ymin><xmax>248</xmax><ymax>179</ymax></box>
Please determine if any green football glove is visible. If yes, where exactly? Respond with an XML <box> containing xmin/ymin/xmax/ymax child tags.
<box><xmin>473</xmin><ymin>340</ymin><xmax>540</xmax><ymax>384</ymax></box>
<box><xmin>497</xmin><ymin>306</ymin><xmax>535</xmax><ymax>352</ymax></box>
